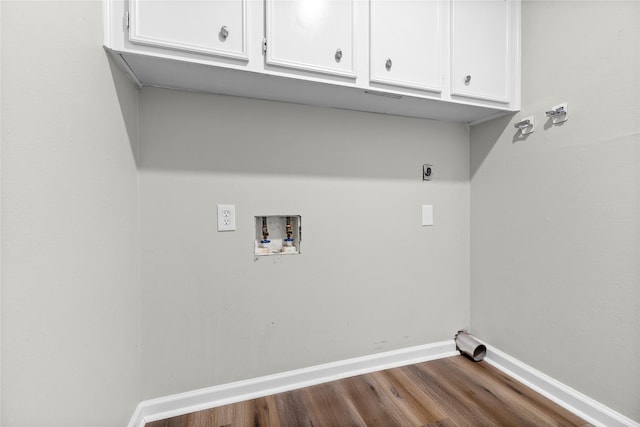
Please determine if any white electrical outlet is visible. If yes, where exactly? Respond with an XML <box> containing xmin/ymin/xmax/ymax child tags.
<box><xmin>217</xmin><ymin>204</ymin><xmax>236</xmax><ymax>231</ymax></box>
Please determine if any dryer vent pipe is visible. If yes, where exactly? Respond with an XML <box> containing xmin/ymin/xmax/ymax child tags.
<box><xmin>455</xmin><ymin>331</ymin><xmax>486</xmax><ymax>362</ymax></box>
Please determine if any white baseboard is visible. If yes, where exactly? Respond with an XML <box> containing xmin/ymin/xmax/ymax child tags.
<box><xmin>485</xmin><ymin>344</ymin><xmax>640</xmax><ymax>427</ymax></box>
<box><xmin>128</xmin><ymin>340</ymin><xmax>639</xmax><ymax>427</ymax></box>
<box><xmin>128</xmin><ymin>341</ymin><xmax>457</xmax><ymax>427</ymax></box>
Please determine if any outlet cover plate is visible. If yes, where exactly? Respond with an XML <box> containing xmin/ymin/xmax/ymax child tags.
<box><xmin>218</xmin><ymin>204</ymin><xmax>236</xmax><ymax>231</ymax></box>
<box><xmin>423</xmin><ymin>164</ymin><xmax>433</xmax><ymax>181</ymax></box>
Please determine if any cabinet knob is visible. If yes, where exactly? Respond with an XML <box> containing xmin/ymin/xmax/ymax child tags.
<box><xmin>220</xmin><ymin>26</ymin><xmax>229</xmax><ymax>41</ymax></box>
<box><xmin>385</xmin><ymin>58</ymin><xmax>392</xmax><ymax>71</ymax></box>
<box><xmin>464</xmin><ymin>74</ymin><xmax>471</xmax><ymax>84</ymax></box>
<box><xmin>335</xmin><ymin>49</ymin><xmax>343</xmax><ymax>62</ymax></box>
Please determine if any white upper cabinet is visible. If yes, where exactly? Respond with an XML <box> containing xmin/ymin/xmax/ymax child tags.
<box><xmin>370</xmin><ymin>0</ymin><xmax>443</xmax><ymax>93</ymax></box>
<box><xmin>265</xmin><ymin>0</ymin><xmax>355</xmax><ymax>78</ymax></box>
<box><xmin>105</xmin><ymin>0</ymin><xmax>520</xmax><ymax>123</ymax></box>
<box><xmin>451</xmin><ymin>0</ymin><xmax>511</xmax><ymax>103</ymax></box>
<box><xmin>129</xmin><ymin>0</ymin><xmax>247</xmax><ymax>61</ymax></box>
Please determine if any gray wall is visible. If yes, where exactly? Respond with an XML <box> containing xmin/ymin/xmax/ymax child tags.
<box><xmin>470</xmin><ymin>1</ymin><xmax>640</xmax><ymax>421</ymax></box>
<box><xmin>2</xmin><ymin>0</ymin><xmax>639</xmax><ymax>425</ymax></box>
<box><xmin>138</xmin><ymin>88</ymin><xmax>471</xmax><ymax>398</ymax></box>
<box><xmin>1</xmin><ymin>2</ymin><xmax>140</xmax><ymax>426</ymax></box>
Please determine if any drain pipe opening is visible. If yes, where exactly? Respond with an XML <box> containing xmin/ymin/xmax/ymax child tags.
<box><xmin>455</xmin><ymin>331</ymin><xmax>487</xmax><ymax>362</ymax></box>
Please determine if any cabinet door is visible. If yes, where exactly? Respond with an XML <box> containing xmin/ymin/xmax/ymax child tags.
<box><xmin>129</xmin><ymin>0</ymin><xmax>247</xmax><ymax>61</ymax></box>
<box><xmin>265</xmin><ymin>0</ymin><xmax>355</xmax><ymax>78</ymax></box>
<box><xmin>370</xmin><ymin>0</ymin><xmax>443</xmax><ymax>93</ymax></box>
<box><xmin>451</xmin><ymin>0</ymin><xmax>511</xmax><ymax>103</ymax></box>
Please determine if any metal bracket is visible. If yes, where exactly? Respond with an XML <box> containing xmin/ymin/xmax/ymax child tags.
<box><xmin>545</xmin><ymin>102</ymin><xmax>568</xmax><ymax>124</ymax></box>
<box><xmin>514</xmin><ymin>116</ymin><xmax>535</xmax><ymax>135</ymax></box>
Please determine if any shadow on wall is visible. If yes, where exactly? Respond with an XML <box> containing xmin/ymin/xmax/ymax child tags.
<box><xmin>470</xmin><ymin>114</ymin><xmax>514</xmax><ymax>179</ymax></box>
<box><xmin>129</xmin><ymin>86</ymin><xmax>471</xmax><ymax>182</ymax></box>
<box><xmin>108</xmin><ymin>53</ymin><xmax>140</xmax><ymax>165</ymax></box>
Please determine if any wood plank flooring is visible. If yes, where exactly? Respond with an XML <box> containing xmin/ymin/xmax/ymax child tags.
<box><xmin>147</xmin><ymin>355</ymin><xmax>592</xmax><ymax>427</ymax></box>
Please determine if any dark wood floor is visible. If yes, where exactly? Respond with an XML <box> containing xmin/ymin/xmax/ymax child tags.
<box><xmin>148</xmin><ymin>355</ymin><xmax>591</xmax><ymax>427</ymax></box>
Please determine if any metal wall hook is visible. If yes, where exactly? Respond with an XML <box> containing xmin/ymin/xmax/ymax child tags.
<box><xmin>545</xmin><ymin>106</ymin><xmax>565</xmax><ymax>117</ymax></box>
<box><xmin>545</xmin><ymin>102</ymin><xmax>568</xmax><ymax>124</ymax></box>
<box><xmin>514</xmin><ymin>116</ymin><xmax>535</xmax><ymax>135</ymax></box>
